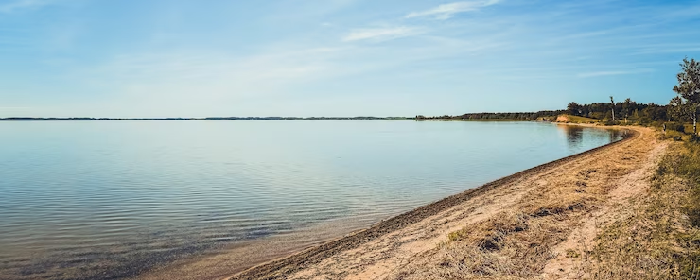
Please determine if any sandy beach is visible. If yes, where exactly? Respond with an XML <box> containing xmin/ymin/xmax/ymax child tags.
<box><xmin>134</xmin><ymin>125</ymin><xmax>666</xmax><ymax>280</ymax></box>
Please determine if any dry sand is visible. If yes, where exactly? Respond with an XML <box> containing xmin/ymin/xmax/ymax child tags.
<box><xmin>139</xmin><ymin>125</ymin><xmax>663</xmax><ymax>280</ymax></box>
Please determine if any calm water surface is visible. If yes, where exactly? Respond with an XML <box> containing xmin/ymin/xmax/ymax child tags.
<box><xmin>0</xmin><ymin>121</ymin><xmax>622</xmax><ymax>279</ymax></box>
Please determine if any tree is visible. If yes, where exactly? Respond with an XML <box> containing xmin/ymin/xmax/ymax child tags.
<box><xmin>622</xmin><ymin>98</ymin><xmax>632</xmax><ymax>122</ymax></box>
<box><xmin>610</xmin><ymin>96</ymin><xmax>616</xmax><ymax>121</ymax></box>
<box><xmin>567</xmin><ymin>102</ymin><xmax>582</xmax><ymax>116</ymax></box>
<box><xmin>672</xmin><ymin>57</ymin><xmax>700</xmax><ymax>135</ymax></box>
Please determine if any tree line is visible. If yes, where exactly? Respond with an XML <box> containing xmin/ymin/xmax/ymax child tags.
<box><xmin>565</xmin><ymin>99</ymin><xmax>668</xmax><ymax>124</ymax></box>
<box><xmin>418</xmin><ymin>57</ymin><xmax>700</xmax><ymax>136</ymax></box>
<box><xmin>415</xmin><ymin>111</ymin><xmax>564</xmax><ymax>121</ymax></box>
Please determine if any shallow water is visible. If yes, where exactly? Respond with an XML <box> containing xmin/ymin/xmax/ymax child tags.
<box><xmin>0</xmin><ymin>121</ymin><xmax>622</xmax><ymax>279</ymax></box>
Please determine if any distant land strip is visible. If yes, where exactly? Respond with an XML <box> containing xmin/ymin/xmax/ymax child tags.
<box><xmin>0</xmin><ymin>99</ymin><xmax>676</xmax><ymax>123</ymax></box>
<box><xmin>0</xmin><ymin>112</ymin><xmax>565</xmax><ymax>121</ymax></box>
<box><xmin>0</xmin><ymin>117</ymin><xmax>412</xmax><ymax>121</ymax></box>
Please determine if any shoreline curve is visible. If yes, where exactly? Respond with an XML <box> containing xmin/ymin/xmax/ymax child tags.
<box><xmin>228</xmin><ymin>126</ymin><xmax>637</xmax><ymax>280</ymax></box>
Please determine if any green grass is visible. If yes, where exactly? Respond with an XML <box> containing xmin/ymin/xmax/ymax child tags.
<box><xmin>558</xmin><ymin>114</ymin><xmax>599</xmax><ymax>123</ymax></box>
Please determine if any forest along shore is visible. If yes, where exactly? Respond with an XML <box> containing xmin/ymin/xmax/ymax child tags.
<box><xmin>225</xmin><ymin>126</ymin><xmax>686</xmax><ymax>280</ymax></box>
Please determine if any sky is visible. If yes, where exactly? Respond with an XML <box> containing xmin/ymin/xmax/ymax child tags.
<box><xmin>1</xmin><ymin>0</ymin><xmax>700</xmax><ymax>118</ymax></box>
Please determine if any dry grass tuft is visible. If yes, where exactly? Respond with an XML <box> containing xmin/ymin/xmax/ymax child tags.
<box><xmin>389</xmin><ymin>191</ymin><xmax>596</xmax><ymax>280</ymax></box>
<box><xmin>585</xmin><ymin>142</ymin><xmax>700</xmax><ymax>279</ymax></box>
<box><xmin>391</xmin><ymin>211</ymin><xmax>573</xmax><ymax>280</ymax></box>
<box><xmin>386</xmin><ymin>128</ymin><xmax>670</xmax><ymax>280</ymax></box>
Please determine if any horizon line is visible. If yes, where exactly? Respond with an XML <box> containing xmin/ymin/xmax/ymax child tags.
<box><xmin>0</xmin><ymin>116</ymin><xmax>415</xmax><ymax>121</ymax></box>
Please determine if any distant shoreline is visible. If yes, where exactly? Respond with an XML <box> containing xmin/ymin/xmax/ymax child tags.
<box><xmin>0</xmin><ymin>117</ymin><xmax>557</xmax><ymax>121</ymax></box>
<box><xmin>0</xmin><ymin>117</ymin><xmax>412</xmax><ymax>121</ymax></box>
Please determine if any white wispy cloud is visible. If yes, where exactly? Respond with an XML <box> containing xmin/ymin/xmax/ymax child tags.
<box><xmin>342</xmin><ymin>26</ymin><xmax>422</xmax><ymax>42</ymax></box>
<box><xmin>0</xmin><ymin>0</ymin><xmax>50</xmax><ymax>13</ymax></box>
<box><xmin>406</xmin><ymin>0</ymin><xmax>500</xmax><ymax>20</ymax></box>
<box><xmin>60</xmin><ymin>46</ymin><xmax>356</xmax><ymax>117</ymax></box>
<box><xmin>577</xmin><ymin>68</ymin><xmax>653</xmax><ymax>78</ymax></box>
<box><xmin>630</xmin><ymin>44</ymin><xmax>700</xmax><ymax>55</ymax></box>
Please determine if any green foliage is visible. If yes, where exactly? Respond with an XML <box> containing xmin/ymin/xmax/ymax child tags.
<box><xmin>603</xmin><ymin>119</ymin><xmax>620</xmax><ymax>126</ymax></box>
<box><xmin>673</xmin><ymin>57</ymin><xmax>700</xmax><ymax>103</ymax></box>
<box><xmin>425</xmin><ymin>56</ymin><xmax>700</xmax><ymax>129</ymax></box>
<box><xmin>563</xmin><ymin>100</ymin><xmax>663</xmax><ymax>121</ymax></box>
<box><xmin>422</xmin><ymin>99</ymin><xmax>675</xmax><ymax>123</ymax></box>
<box><xmin>419</xmin><ymin>111</ymin><xmax>565</xmax><ymax>121</ymax></box>
<box><xmin>670</xmin><ymin>57</ymin><xmax>700</xmax><ymax>135</ymax></box>
<box><xmin>669</xmin><ymin>122</ymin><xmax>686</xmax><ymax>133</ymax></box>
<box><xmin>568</xmin><ymin>102</ymin><xmax>583</xmax><ymax>116</ymax></box>
<box><xmin>590</xmin><ymin>112</ymin><xmax>606</xmax><ymax>120</ymax></box>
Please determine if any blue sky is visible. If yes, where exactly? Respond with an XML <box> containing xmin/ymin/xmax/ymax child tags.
<box><xmin>1</xmin><ymin>0</ymin><xmax>699</xmax><ymax>118</ymax></box>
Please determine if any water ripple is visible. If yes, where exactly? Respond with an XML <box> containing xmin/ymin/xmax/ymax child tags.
<box><xmin>0</xmin><ymin>121</ymin><xmax>621</xmax><ymax>279</ymax></box>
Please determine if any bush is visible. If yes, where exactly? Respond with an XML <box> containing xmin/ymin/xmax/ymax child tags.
<box><xmin>675</xmin><ymin>123</ymin><xmax>686</xmax><ymax>133</ymax></box>
<box><xmin>603</xmin><ymin>120</ymin><xmax>620</xmax><ymax>126</ymax></box>
<box><xmin>665</xmin><ymin>122</ymin><xmax>686</xmax><ymax>133</ymax></box>
<box><xmin>639</xmin><ymin>117</ymin><xmax>653</xmax><ymax>125</ymax></box>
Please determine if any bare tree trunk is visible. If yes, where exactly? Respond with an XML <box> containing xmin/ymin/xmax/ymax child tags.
<box><xmin>694</xmin><ymin>105</ymin><xmax>698</xmax><ymax>136</ymax></box>
<box><xmin>611</xmin><ymin>108</ymin><xmax>615</xmax><ymax>122</ymax></box>
<box><xmin>610</xmin><ymin>96</ymin><xmax>615</xmax><ymax>122</ymax></box>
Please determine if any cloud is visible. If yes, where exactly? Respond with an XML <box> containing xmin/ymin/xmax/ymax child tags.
<box><xmin>0</xmin><ymin>0</ymin><xmax>50</xmax><ymax>13</ymax></box>
<box><xmin>342</xmin><ymin>26</ymin><xmax>422</xmax><ymax>42</ymax></box>
<box><xmin>64</xmin><ymin>47</ymin><xmax>354</xmax><ymax>116</ymax></box>
<box><xmin>577</xmin><ymin>68</ymin><xmax>653</xmax><ymax>78</ymax></box>
<box><xmin>406</xmin><ymin>0</ymin><xmax>499</xmax><ymax>20</ymax></box>
<box><xmin>630</xmin><ymin>46</ymin><xmax>700</xmax><ymax>55</ymax></box>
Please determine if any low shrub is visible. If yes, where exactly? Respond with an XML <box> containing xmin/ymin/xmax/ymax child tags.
<box><xmin>603</xmin><ymin>120</ymin><xmax>620</xmax><ymax>126</ymax></box>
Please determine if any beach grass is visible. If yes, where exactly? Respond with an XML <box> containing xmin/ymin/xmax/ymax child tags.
<box><xmin>585</xmin><ymin>141</ymin><xmax>700</xmax><ymax>279</ymax></box>
<box><xmin>384</xmin><ymin>128</ymin><xmax>698</xmax><ymax>280</ymax></box>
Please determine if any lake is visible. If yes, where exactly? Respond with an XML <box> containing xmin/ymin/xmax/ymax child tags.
<box><xmin>0</xmin><ymin>121</ymin><xmax>623</xmax><ymax>279</ymax></box>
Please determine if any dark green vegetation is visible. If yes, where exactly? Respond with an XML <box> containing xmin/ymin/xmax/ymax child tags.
<box><xmin>566</xmin><ymin>99</ymin><xmax>668</xmax><ymax>124</ymax></box>
<box><xmin>417</xmin><ymin>99</ymin><xmax>670</xmax><ymax>124</ymax></box>
<box><xmin>415</xmin><ymin>111</ymin><xmax>565</xmax><ymax>121</ymax></box>
<box><xmin>419</xmin><ymin>58</ymin><xmax>700</xmax><ymax>136</ymax></box>
<box><xmin>415</xmin><ymin>99</ymin><xmax>669</xmax><ymax>124</ymax></box>
<box><xmin>671</xmin><ymin>57</ymin><xmax>700</xmax><ymax>135</ymax></box>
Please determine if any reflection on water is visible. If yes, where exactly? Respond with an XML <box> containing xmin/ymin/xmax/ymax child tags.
<box><xmin>563</xmin><ymin>125</ymin><xmax>584</xmax><ymax>148</ymax></box>
<box><xmin>0</xmin><ymin>121</ymin><xmax>623</xmax><ymax>279</ymax></box>
<box><xmin>557</xmin><ymin>124</ymin><xmax>624</xmax><ymax>151</ymax></box>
